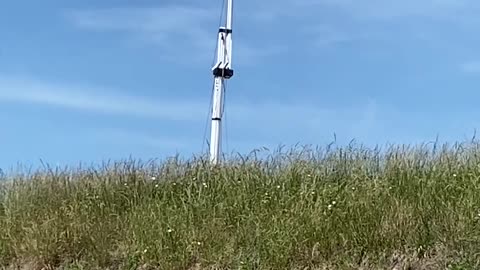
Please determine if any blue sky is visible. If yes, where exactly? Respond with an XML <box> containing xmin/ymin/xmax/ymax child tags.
<box><xmin>1</xmin><ymin>0</ymin><xmax>480</xmax><ymax>168</ymax></box>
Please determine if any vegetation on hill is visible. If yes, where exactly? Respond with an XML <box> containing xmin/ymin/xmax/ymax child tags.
<box><xmin>1</xmin><ymin>142</ymin><xmax>480</xmax><ymax>269</ymax></box>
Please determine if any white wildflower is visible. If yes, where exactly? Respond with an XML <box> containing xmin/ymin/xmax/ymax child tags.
<box><xmin>197</xmin><ymin>241</ymin><xmax>202</xmax><ymax>246</ymax></box>
<box><xmin>453</xmin><ymin>174</ymin><xmax>457</xmax><ymax>177</ymax></box>
<box><xmin>151</xmin><ymin>176</ymin><xmax>156</xmax><ymax>181</ymax></box>
<box><xmin>167</xmin><ymin>228</ymin><xmax>173</xmax><ymax>233</ymax></box>
<box><xmin>332</xmin><ymin>201</ymin><xmax>336</xmax><ymax>205</ymax></box>
<box><xmin>328</xmin><ymin>204</ymin><xmax>333</xmax><ymax>210</ymax></box>
<box><xmin>202</xmin><ymin>182</ymin><xmax>208</xmax><ymax>188</ymax></box>
<box><xmin>155</xmin><ymin>184</ymin><xmax>159</xmax><ymax>188</ymax></box>
<box><xmin>276</xmin><ymin>185</ymin><xmax>281</xmax><ymax>189</ymax></box>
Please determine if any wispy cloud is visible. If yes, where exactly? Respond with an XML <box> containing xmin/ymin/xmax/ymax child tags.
<box><xmin>0</xmin><ymin>76</ymin><xmax>205</xmax><ymax>121</ymax></box>
<box><xmin>242</xmin><ymin>0</ymin><xmax>480</xmax><ymax>51</ymax></box>
<box><xmin>65</xmin><ymin>5</ymin><xmax>284</xmax><ymax>66</ymax></box>
<box><xmin>67</xmin><ymin>6</ymin><xmax>213</xmax><ymax>47</ymax></box>
<box><xmin>461</xmin><ymin>61</ymin><xmax>480</xmax><ymax>73</ymax></box>
<box><xmin>301</xmin><ymin>24</ymin><xmax>357</xmax><ymax>48</ymax></box>
<box><xmin>0</xmin><ymin>74</ymin><xmax>379</xmax><ymax>145</ymax></box>
<box><xmin>275</xmin><ymin>0</ymin><xmax>476</xmax><ymax>21</ymax></box>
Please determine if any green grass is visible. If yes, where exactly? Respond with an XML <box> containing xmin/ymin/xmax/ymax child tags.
<box><xmin>1</xmin><ymin>142</ymin><xmax>480</xmax><ymax>269</ymax></box>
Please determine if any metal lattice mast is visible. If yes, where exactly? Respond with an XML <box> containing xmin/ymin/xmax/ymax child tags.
<box><xmin>210</xmin><ymin>0</ymin><xmax>234</xmax><ymax>165</ymax></box>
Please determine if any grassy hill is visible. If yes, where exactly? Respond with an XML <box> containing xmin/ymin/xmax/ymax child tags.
<box><xmin>1</xmin><ymin>142</ymin><xmax>480</xmax><ymax>269</ymax></box>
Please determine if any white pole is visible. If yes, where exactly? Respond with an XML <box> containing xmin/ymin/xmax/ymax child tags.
<box><xmin>226</xmin><ymin>0</ymin><xmax>233</xmax><ymax>69</ymax></box>
<box><xmin>210</xmin><ymin>0</ymin><xmax>234</xmax><ymax>165</ymax></box>
<box><xmin>210</xmin><ymin>77</ymin><xmax>224</xmax><ymax>165</ymax></box>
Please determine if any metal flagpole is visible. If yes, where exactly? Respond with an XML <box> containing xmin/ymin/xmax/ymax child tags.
<box><xmin>210</xmin><ymin>0</ymin><xmax>234</xmax><ymax>165</ymax></box>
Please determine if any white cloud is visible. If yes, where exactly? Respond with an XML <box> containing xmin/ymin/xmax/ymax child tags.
<box><xmin>0</xmin><ymin>76</ymin><xmax>205</xmax><ymax>121</ymax></box>
<box><xmin>65</xmin><ymin>5</ymin><xmax>284</xmax><ymax>66</ymax></box>
<box><xmin>67</xmin><ymin>6</ymin><xmax>213</xmax><ymax>44</ymax></box>
<box><xmin>303</xmin><ymin>24</ymin><xmax>357</xmax><ymax>48</ymax></box>
<box><xmin>272</xmin><ymin>0</ymin><xmax>476</xmax><ymax>21</ymax></box>
<box><xmin>72</xmin><ymin>7</ymin><xmax>208</xmax><ymax>29</ymax></box>
<box><xmin>241</xmin><ymin>0</ymin><xmax>480</xmax><ymax>49</ymax></box>
<box><xmin>461</xmin><ymin>61</ymin><xmax>480</xmax><ymax>73</ymax></box>
<box><xmin>64</xmin><ymin>0</ymin><xmax>480</xmax><ymax>60</ymax></box>
<box><xmin>0</xmin><ymin>74</ymin><xmax>380</xmax><ymax>145</ymax></box>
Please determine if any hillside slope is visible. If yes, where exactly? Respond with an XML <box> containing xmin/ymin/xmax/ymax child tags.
<box><xmin>1</xmin><ymin>143</ymin><xmax>480</xmax><ymax>269</ymax></box>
